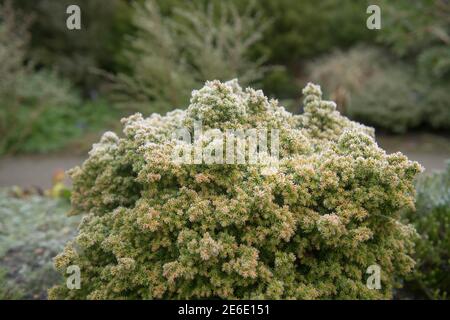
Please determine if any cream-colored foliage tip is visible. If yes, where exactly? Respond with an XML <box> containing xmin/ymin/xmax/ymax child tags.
<box><xmin>50</xmin><ymin>80</ymin><xmax>422</xmax><ymax>299</ymax></box>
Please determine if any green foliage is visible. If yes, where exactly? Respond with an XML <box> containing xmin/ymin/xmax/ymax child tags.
<box><xmin>348</xmin><ymin>68</ymin><xmax>422</xmax><ymax>134</ymax></box>
<box><xmin>373</xmin><ymin>0</ymin><xmax>450</xmax><ymax>131</ymax></box>
<box><xmin>422</xmin><ymin>87</ymin><xmax>450</xmax><ymax>130</ymax></box>
<box><xmin>308</xmin><ymin>46</ymin><xmax>450</xmax><ymax>133</ymax></box>
<box><xmin>251</xmin><ymin>0</ymin><xmax>373</xmax><ymax>64</ymax></box>
<box><xmin>308</xmin><ymin>0</ymin><xmax>450</xmax><ymax>133</ymax></box>
<box><xmin>260</xmin><ymin>67</ymin><xmax>301</xmax><ymax>113</ymax></box>
<box><xmin>0</xmin><ymin>190</ymin><xmax>79</xmax><ymax>299</ymax></box>
<box><xmin>110</xmin><ymin>0</ymin><xmax>270</xmax><ymax>114</ymax></box>
<box><xmin>0</xmin><ymin>72</ymin><xmax>83</xmax><ymax>154</ymax></box>
<box><xmin>377</xmin><ymin>0</ymin><xmax>450</xmax><ymax>82</ymax></box>
<box><xmin>10</xmin><ymin>0</ymin><xmax>133</xmax><ymax>91</ymax></box>
<box><xmin>403</xmin><ymin>162</ymin><xmax>450</xmax><ymax>299</ymax></box>
<box><xmin>50</xmin><ymin>80</ymin><xmax>421</xmax><ymax>299</ymax></box>
<box><xmin>0</xmin><ymin>2</ymin><xmax>83</xmax><ymax>154</ymax></box>
<box><xmin>0</xmin><ymin>268</ymin><xmax>23</xmax><ymax>299</ymax></box>
<box><xmin>10</xmin><ymin>0</ymin><xmax>374</xmax><ymax>93</ymax></box>
<box><xmin>0</xmin><ymin>2</ymin><xmax>123</xmax><ymax>155</ymax></box>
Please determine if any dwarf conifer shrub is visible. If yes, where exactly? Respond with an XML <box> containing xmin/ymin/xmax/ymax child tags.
<box><xmin>50</xmin><ymin>80</ymin><xmax>422</xmax><ymax>299</ymax></box>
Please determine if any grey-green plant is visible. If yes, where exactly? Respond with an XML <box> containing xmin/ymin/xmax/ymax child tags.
<box><xmin>308</xmin><ymin>46</ymin><xmax>449</xmax><ymax>133</ymax></box>
<box><xmin>0</xmin><ymin>190</ymin><xmax>79</xmax><ymax>299</ymax></box>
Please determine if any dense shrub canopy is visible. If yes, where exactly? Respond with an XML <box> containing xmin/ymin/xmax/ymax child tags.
<box><xmin>51</xmin><ymin>80</ymin><xmax>422</xmax><ymax>299</ymax></box>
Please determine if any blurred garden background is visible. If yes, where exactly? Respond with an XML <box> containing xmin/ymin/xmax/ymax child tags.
<box><xmin>0</xmin><ymin>0</ymin><xmax>449</xmax><ymax>299</ymax></box>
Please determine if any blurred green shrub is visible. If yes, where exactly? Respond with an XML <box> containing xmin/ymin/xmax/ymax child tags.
<box><xmin>0</xmin><ymin>71</ymin><xmax>82</xmax><ymax>154</ymax></box>
<box><xmin>307</xmin><ymin>47</ymin><xmax>381</xmax><ymax>112</ymax></box>
<box><xmin>348</xmin><ymin>68</ymin><xmax>422</xmax><ymax>134</ymax></box>
<box><xmin>423</xmin><ymin>87</ymin><xmax>450</xmax><ymax>130</ymax></box>
<box><xmin>403</xmin><ymin>162</ymin><xmax>450</xmax><ymax>299</ymax></box>
<box><xmin>308</xmin><ymin>46</ymin><xmax>450</xmax><ymax>133</ymax></box>
<box><xmin>374</xmin><ymin>0</ymin><xmax>450</xmax><ymax>131</ymax></box>
<box><xmin>377</xmin><ymin>0</ymin><xmax>450</xmax><ymax>82</ymax></box>
<box><xmin>0</xmin><ymin>2</ymin><xmax>82</xmax><ymax>154</ymax></box>
<box><xmin>0</xmin><ymin>190</ymin><xmax>79</xmax><ymax>299</ymax></box>
<box><xmin>10</xmin><ymin>0</ymin><xmax>133</xmax><ymax>93</ymax></box>
<box><xmin>109</xmin><ymin>0</ymin><xmax>271</xmax><ymax>114</ymax></box>
<box><xmin>0</xmin><ymin>3</ymin><xmax>121</xmax><ymax>155</ymax></box>
<box><xmin>252</xmin><ymin>0</ymin><xmax>374</xmax><ymax>64</ymax></box>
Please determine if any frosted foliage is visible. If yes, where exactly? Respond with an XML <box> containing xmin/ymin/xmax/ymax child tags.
<box><xmin>50</xmin><ymin>80</ymin><xmax>422</xmax><ymax>299</ymax></box>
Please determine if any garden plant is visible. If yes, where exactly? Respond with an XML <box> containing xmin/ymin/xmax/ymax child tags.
<box><xmin>0</xmin><ymin>0</ymin><xmax>447</xmax><ymax>302</ymax></box>
<box><xmin>0</xmin><ymin>190</ymin><xmax>78</xmax><ymax>299</ymax></box>
<box><xmin>50</xmin><ymin>80</ymin><xmax>422</xmax><ymax>299</ymax></box>
<box><xmin>402</xmin><ymin>162</ymin><xmax>450</xmax><ymax>299</ymax></box>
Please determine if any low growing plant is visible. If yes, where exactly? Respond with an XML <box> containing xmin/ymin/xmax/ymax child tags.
<box><xmin>0</xmin><ymin>190</ymin><xmax>79</xmax><ymax>299</ymax></box>
<box><xmin>50</xmin><ymin>80</ymin><xmax>422</xmax><ymax>299</ymax></box>
<box><xmin>402</xmin><ymin>162</ymin><xmax>450</xmax><ymax>299</ymax></box>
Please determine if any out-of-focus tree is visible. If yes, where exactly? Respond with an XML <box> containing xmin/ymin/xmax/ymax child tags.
<box><xmin>10</xmin><ymin>0</ymin><xmax>134</xmax><ymax>95</ymax></box>
<box><xmin>109</xmin><ymin>0</ymin><xmax>270</xmax><ymax>114</ymax></box>
<box><xmin>308</xmin><ymin>46</ymin><xmax>450</xmax><ymax>133</ymax></box>
<box><xmin>378</xmin><ymin>0</ymin><xmax>450</xmax><ymax>82</ymax></box>
<box><xmin>251</xmin><ymin>0</ymin><xmax>374</xmax><ymax>65</ymax></box>
<box><xmin>0</xmin><ymin>1</ymin><xmax>80</xmax><ymax>154</ymax></box>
